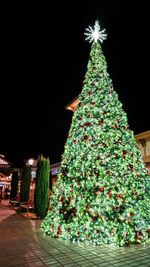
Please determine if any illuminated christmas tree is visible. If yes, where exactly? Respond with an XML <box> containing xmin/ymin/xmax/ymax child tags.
<box><xmin>42</xmin><ymin>21</ymin><xmax>150</xmax><ymax>246</ymax></box>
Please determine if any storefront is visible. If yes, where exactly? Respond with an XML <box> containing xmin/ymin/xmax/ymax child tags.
<box><xmin>0</xmin><ymin>155</ymin><xmax>12</xmax><ymax>199</ymax></box>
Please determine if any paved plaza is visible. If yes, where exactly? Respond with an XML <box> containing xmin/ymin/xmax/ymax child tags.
<box><xmin>0</xmin><ymin>200</ymin><xmax>150</xmax><ymax>266</ymax></box>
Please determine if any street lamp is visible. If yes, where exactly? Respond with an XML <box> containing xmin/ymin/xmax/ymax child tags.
<box><xmin>28</xmin><ymin>158</ymin><xmax>34</xmax><ymax>190</ymax></box>
<box><xmin>28</xmin><ymin>158</ymin><xmax>34</xmax><ymax>166</ymax></box>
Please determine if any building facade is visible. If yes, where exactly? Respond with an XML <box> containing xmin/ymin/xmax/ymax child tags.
<box><xmin>135</xmin><ymin>130</ymin><xmax>150</xmax><ymax>174</ymax></box>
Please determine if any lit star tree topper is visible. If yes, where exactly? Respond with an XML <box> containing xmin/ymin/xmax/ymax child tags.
<box><xmin>84</xmin><ymin>20</ymin><xmax>107</xmax><ymax>43</ymax></box>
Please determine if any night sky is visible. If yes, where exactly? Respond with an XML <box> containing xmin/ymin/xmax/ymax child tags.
<box><xmin>1</xmin><ymin>3</ymin><xmax>150</xmax><ymax>166</ymax></box>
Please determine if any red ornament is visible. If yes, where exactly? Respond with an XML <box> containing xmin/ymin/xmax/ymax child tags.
<box><xmin>68</xmin><ymin>196</ymin><xmax>72</xmax><ymax>202</ymax></box>
<box><xmin>87</xmin><ymin>114</ymin><xmax>91</xmax><ymax>118</ymax></box>
<box><xmin>80</xmin><ymin>125</ymin><xmax>84</xmax><ymax>128</ymax></box>
<box><xmin>137</xmin><ymin>230</ymin><xmax>142</xmax><ymax>240</ymax></box>
<box><xmin>60</xmin><ymin>196</ymin><xmax>65</xmax><ymax>202</ymax></box>
<box><xmin>99</xmin><ymin>119</ymin><xmax>104</xmax><ymax>124</ymax></box>
<box><xmin>57</xmin><ymin>227</ymin><xmax>62</xmax><ymax>235</ymax></box>
<box><xmin>130</xmin><ymin>212</ymin><xmax>133</xmax><ymax>217</ymax></box>
<box><xmin>99</xmin><ymin>187</ymin><xmax>104</xmax><ymax>192</ymax></box>
<box><xmin>88</xmin><ymin>234</ymin><xmax>91</xmax><ymax>238</ymax></box>
<box><xmin>123</xmin><ymin>150</ymin><xmax>127</xmax><ymax>157</ymax></box>
<box><xmin>87</xmin><ymin>91</ymin><xmax>91</xmax><ymax>95</ymax></box>
<box><xmin>106</xmin><ymin>171</ymin><xmax>110</xmax><ymax>175</ymax></box>
<box><xmin>86</xmin><ymin>122</ymin><xmax>91</xmax><ymax>127</ymax></box>
<box><xmin>79</xmin><ymin>117</ymin><xmax>83</xmax><ymax>120</ymax></box>
<box><xmin>102</xmin><ymin>143</ymin><xmax>106</xmax><ymax>147</ymax></box>
<box><xmin>117</xmin><ymin>194</ymin><xmax>122</xmax><ymax>198</ymax></box>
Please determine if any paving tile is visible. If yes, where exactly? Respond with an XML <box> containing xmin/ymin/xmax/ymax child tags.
<box><xmin>113</xmin><ymin>262</ymin><xmax>129</xmax><ymax>267</ymax></box>
<box><xmin>64</xmin><ymin>264</ymin><xmax>81</xmax><ymax>267</ymax></box>
<box><xmin>80</xmin><ymin>264</ymin><xmax>96</xmax><ymax>267</ymax></box>
<box><xmin>27</xmin><ymin>262</ymin><xmax>45</xmax><ymax>267</ymax></box>
<box><xmin>97</xmin><ymin>262</ymin><xmax>114</xmax><ymax>267</ymax></box>
<box><xmin>129</xmin><ymin>263</ymin><xmax>142</xmax><ymax>267</ymax></box>
<box><xmin>45</xmin><ymin>264</ymin><xmax>63</xmax><ymax>267</ymax></box>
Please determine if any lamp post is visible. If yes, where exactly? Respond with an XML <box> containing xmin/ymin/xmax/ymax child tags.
<box><xmin>28</xmin><ymin>158</ymin><xmax>35</xmax><ymax>198</ymax></box>
<box><xmin>28</xmin><ymin>158</ymin><xmax>34</xmax><ymax>185</ymax></box>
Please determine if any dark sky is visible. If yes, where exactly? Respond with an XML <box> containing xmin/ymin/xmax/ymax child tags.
<box><xmin>1</xmin><ymin>3</ymin><xmax>150</xmax><ymax>166</ymax></box>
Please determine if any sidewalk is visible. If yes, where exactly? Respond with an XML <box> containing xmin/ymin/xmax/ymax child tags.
<box><xmin>0</xmin><ymin>200</ymin><xmax>150</xmax><ymax>266</ymax></box>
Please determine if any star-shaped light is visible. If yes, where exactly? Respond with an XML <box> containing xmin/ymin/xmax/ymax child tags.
<box><xmin>84</xmin><ymin>20</ymin><xmax>107</xmax><ymax>43</ymax></box>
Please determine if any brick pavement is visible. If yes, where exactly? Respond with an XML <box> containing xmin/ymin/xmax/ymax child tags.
<box><xmin>0</xmin><ymin>200</ymin><xmax>150</xmax><ymax>266</ymax></box>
